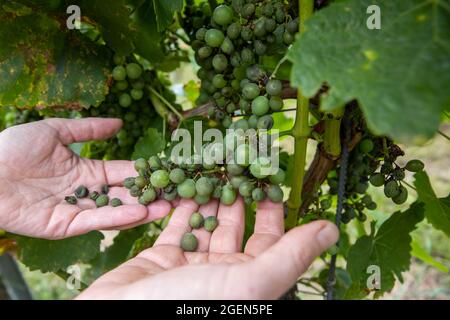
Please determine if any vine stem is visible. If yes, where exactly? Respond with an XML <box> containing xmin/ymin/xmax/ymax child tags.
<box><xmin>148</xmin><ymin>86</ymin><xmax>184</xmax><ymax>120</ymax></box>
<box><xmin>438</xmin><ymin>130</ymin><xmax>450</xmax><ymax>140</ymax></box>
<box><xmin>285</xmin><ymin>0</ymin><xmax>314</xmax><ymax>229</ymax></box>
<box><xmin>323</xmin><ymin>108</ymin><xmax>344</xmax><ymax>158</ymax></box>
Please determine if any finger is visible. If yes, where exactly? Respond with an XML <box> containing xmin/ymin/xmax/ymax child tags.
<box><xmin>64</xmin><ymin>205</ymin><xmax>148</xmax><ymax>237</ymax></box>
<box><xmin>154</xmin><ymin>199</ymin><xmax>198</xmax><ymax>247</ymax></box>
<box><xmin>237</xmin><ymin>221</ymin><xmax>339</xmax><ymax>299</ymax></box>
<box><xmin>244</xmin><ymin>200</ymin><xmax>285</xmax><ymax>257</ymax></box>
<box><xmin>103</xmin><ymin>160</ymin><xmax>137</xmax><ymax>186</ymax></box>
<box><xmin>110</xmin><ymin>200</ymin><xmax>172</xmax><ymax>230</ymax></box>
<box><xmin>209</xmin><ymin>197</ymin><xmax>245</xmax><ymax>253</ymax></box>
<box><xmin>191</xmin><ymin>200</ymin><xmax>219</xmax><ymax>252</ymax></box>
<box><xmin>45</xmin><ymin>118</ymin><xmax>123</xmax><ymax>145</ymax></box>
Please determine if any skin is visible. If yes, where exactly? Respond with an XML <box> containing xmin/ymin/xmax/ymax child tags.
<box><xmin>0</xmin><ymin>118</ymin><xmax>338</xmax><ymax>299</ymax></box>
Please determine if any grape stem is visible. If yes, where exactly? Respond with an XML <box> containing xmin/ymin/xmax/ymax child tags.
<box><xmin>285</xmin><ymin>0</ymin><xmax>314</xmax><ymax>230</ymax></box>
<box><xmin>269</xmin><ymin>55</ymin><xmax>288</xmax><ymax>80</ymax></box>
<box><xmin>148</xmin><ymin>86</ymin><xmax>184</xmax><ymax>121</ymax></box>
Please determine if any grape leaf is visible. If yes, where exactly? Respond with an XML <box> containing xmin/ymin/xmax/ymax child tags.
<box><xmin>411</xmin><ymin>239</ymin><xmax>448</xmax><ymax>273</ymax></box>
<box><xmin>346</xmin><ymin>202</ymin><xmax>425</xmax><ymax>296</ymax></box>
<box><xmin>414</xmin><ymin>171</ymin><xmax>450</xmax><ymax>236</ymax></box>
<box><xmin>152</xmin><ymin>0</ymin><xmax>183</xmax><ymax>32</ymax></box>
<box><xmin>87</xmin><ymin>225</ymin><xmax>149</xmax><ymax>280</ymax></box>
<box><xmin>288</xmin><ymin>0</ymin><xmax>450</xmax><ymax>142</ymax></box>
<box><xmin>132</xmin><ymin>127</ymin><xmax>165</xmax><ymax>160</ymax></box>
<box><xmin>0</xmin><ymin>6</ymin><xmax>110</xmax><ymax>109</ymax></box>
<box><xmin>13</xmin><ymin>232</ymin><xmax>103</xmax><ymax>273</ymax></box>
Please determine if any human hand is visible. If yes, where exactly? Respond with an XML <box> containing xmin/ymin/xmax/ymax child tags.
<box><xmin>0</xmin><ymin>118</ymin><xmax>171</xmax><ymax>239</ymax></box>
<box><xmin>77</xmin><ymin>198</ymin><xmax>338</xmax><ymax>300</ymax></box>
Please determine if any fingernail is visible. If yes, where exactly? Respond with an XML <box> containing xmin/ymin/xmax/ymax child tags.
<box><xmin>316</xmin><ymin>223</ymin><xmax>339</xmax><ymax>249</ymax></box>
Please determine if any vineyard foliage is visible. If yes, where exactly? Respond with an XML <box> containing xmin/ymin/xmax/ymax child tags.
<box><xmin>0</xmin><ymin>0</ymin><xmax>449</xmax><ymax>299</ymax></box>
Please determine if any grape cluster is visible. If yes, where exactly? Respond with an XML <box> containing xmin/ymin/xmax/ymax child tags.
<box><xmin>124</xmin><ymin>142</ymin><xmax>286</xmax><ymax>207</ymax></box>
<box><xmin>188</xmin><ymin>0</ymin><xmax>297</xmax><ymax>130</ymax></box>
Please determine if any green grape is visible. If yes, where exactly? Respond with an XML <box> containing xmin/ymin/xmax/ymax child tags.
<box><xmin>359</xmin><ymin>139</ymin><xmax>374</xmax><ymax>154</ymax></box>
<box><xmin>96</xmin><ymin>195</ymin><xmax>109</xmax><ymax>207</ymax></box>
<box><xmin>115</xmin><ymin>80</ymin><xmax>128</xmax><ymax>91</ymax></box>
<box><xmin>212</xmin><ymin>185</ymin><xmax>222</xmax><ymax>199</ymax></box>
<box><xmin>239</xmin><ymin>181</ymin><xmax>254</xmax><ymax>197</ymax></box>
<box><xmin>177</xmin><ymin>179</ymin><xmax>197</xmax><ymax>198</ymax></box>
<box><xmin>361</xmin><ymin>195</ymin><xmax>372</xmax><ymax>206</ymax></box>
<box><xmin>148</xmin><ymin>156</ymin><xmax>162</xmax><ymax>169</ymax></box>
<box><xmin>221</xmin><ymin>37</ymin><xmax>235</xmax><ymax>54</ymax></box>
<box><xmin>164</xmin><ymin>188</ymin><xmax>178</xmax><ymax>201</ymax></box>
<box><xmin>240</xmin><ymin>26</ymin><xmax>253</xmax><ymax>41</ymax></box>
<box><xmin>111</xmin><ymin>198</ymin><xmax>123</xmax><ymax>207</ymax></box>
<box><xmin>266</xmin><ymin>79</ymin><xmax>282</xmax><ymax>96</ymax></box>
<box><xmin>124</xmin><ymin>177</ymin><xmax>135</xmax><ymax>189</ymax></box>
<box><xmin>204</xmin><ymin>216</ymin><xmax>218</xmax><ymax>232</ymax></box>
<box><xmin>132</xmin><ymin>79</ymin><xmax>145</xmax><ymax>90</ymax></box>
<box><xmin>135</xmin><ymin>158</ymin><xmax>149</xmax><ymax>171</ymax></box>
<box><xmin>269</xmin><ymin>168</ymin><xmax>285</xmax><ymax>184</ymax></box>
<box><xmin>180</xmin><ymin>233</ymin><xmax>198</xmax><ymax>252</ymax></box>
<box><xmin>252</xmin><ymin>187</ymin><xmax>265</xmax><ymax>202</ymax></box>
<box><xmin>130</xmin><ymin>89</ymin><xmax>143</xmax><ymax>100</ymax></box>
<box><xmin>119</xmin><ymin>93</ymin><xmax>132</xmax><ymax>107</ymax></box>
<box><xmin>75</xmin><ymin>185</ymin><xmax>89</xmax><ymax>199</ymax></box>
<box><xmin>320</xmin><ymin>199</ymin><xmax>332</xmax><ymax>210</ymax></box>
<box><xmin>113</xmin><ymin>54</ymin><xmax>126</xmax><ymax>65</ymax></box>
<box><xmin>226</xmin><ymin>163</ymin><xmax>245</xmax><ymax>176</ymax></box>
<box><xmin>89</xmin><ymin>191</ymin><xmax>100</xmax><ymax>201</ymax></box>
<box><xmin>250</xmin><ymin>157</ymin><xmax>271</xmax><ymax>179</ymax></box>
<box><xmin>263</xmin><ymin>3</ymin><xmax>274</xmax><ymax>16</ymax></box>
<box><xmin>269</xmin><ymin>96</ymin><xmax>284</xmax><ymax>111</ymax></box>
<box><xmin>242</xmin><ymin>83</ymin><xmax>260</xmax><ymax>100</ymax></box>
<box><xmin>405</xmin><ymin>159</ymin><xmax>424</xmax><ymax>172</ymax></box>
<box><xmin>227</xmin><ymin>22</ymin><xmax>241</xmax><ymax>39</ymax></box>
<box><xmin>212</xmin><ymin>54</ymin><xmax>228</xmax><ymax>72</ymax></box>
<box><xmin>194</xmin><ymin>194</ymin><xmax>211</xmax><ymax>205</ymax></box>
<box><xmin>126</xmin><ymin>63</ymin><xmax>143</xmax><ymax>79</ymax></box>
<box><xmin>283</xmin><ymin>31</ymin><xmax>294</xmax><ymax>45</ymax></box>
<box><xmin>234</xmin><ymin>119</ymin><xmax>249</xmax><ymax>131</ymax></box>
<box><xmin>205</xmin><ymin>29</ymin><xmax>225</xmax><ymax>47</ymax></box>
<box><xmin>366</xmin><ymin>202</ymin><xmax>377</xmax><ymax>210</ymax></box>
<box><xmin>102</xmin><ymin>185</ymin><xmax>110</xmax><ymax>194</ymax></box>
<box><xmin>242</xmin><ymin>3</ymin><xmax>255</xmax><ymax>18</ymax></box>
<box><xmin>230</xmin><ymin>176</ymin><xmax>247</xmax><ymax>189</ymax></box>
<box><xmin>267</xmin><ymin>185</ymin><xmax>284</xmax><ymax>202</ymax></box>
<box><xmin>150</xmin><ymin>170</ymin><xmax>170</xmax><ymax>188</ymax></box>
<box><xmin>139</xmin><ymin>188</ymin><xmax>157</xmax><ymax>205</ymax></box>
<box><xmin>235</xmin><ymin>144</ymin><xmax>252</xmax><ymax>167</ymax></box>
<box><xmin>287</xmin><ymin>18</ymin><xmax>299</xmax><ymax>33</ymax></box>
<box><xmin>355</xmin><ymin>182</ymin><xmax>369</xmax><ymax>194</ymax></box>
<box><xmin>392</xmin><ymin>185</ymin><xmax>408</xmax><ymax>204</ymax></box>
<box><xmin>384</xmin><ymin>180</ymin><xmax>400</xmax><ymax>198</ymax></box>
<box><xmin>198</xmin><ymin>46</ymin><xmax>213</xmax><ymax>59</ymax></box>
<box><xmin>254</xmin><ymin>19</ymin><xmax>267</xmax><ymax>38</ymax></box>
<box><xmin>189</xmin><ymin>212</ymin><xmax>204</xmax><ymax>229</ymax></box>
<box><xmin>226</xmin><ymin>102</ymin><xmax>237</xmax><ymax>113</ymax></box>
<box><xmin>212</xmin><ymin>74</ymin><xmax>227</xmax><ymax>89</ymax></box>
<box><xmin>65</xmin><ymin>196</ymin><xmax>77</xmax><ymax>205</ymax></box>
<box><xmin>393</xmin><ymin>168</ymin><xmax>406</xmax><ymax>180</ymax></box>
<box><xmin>130</xmin><ymin>185</ymin><xmax>142</xmax><ymax>197</ymax></box>
<box><xmin>212</xmin><ymin>4</ymin><xmax>233</xmax><ymax>26</ymax></box>
<box><xmin>257</xmin><ymin>115</ymin><xmax>274</xmax><ymax>130</ymax></box>
<box><xmin>169</xmin><ymin>168</ymin><xmax>186</xmax><ymax>184</ymax></box>
<box><xmin>134</xmin><ymin>176</ymin><xmax>147</xmax><ymax>188</ymax></box>
<box><xmin>196</xmin><ymin>27</ymin><xmax>207</xmax><ymax>40</ymax></box>
<box><xmin>246</xmin><ymin>64</ymin><xmax>265</xmax><ymax>82</ymax></box>
<box><xmin>240</xmin><ymin>48</ymin><xmax>254</xmax><ymax>64</ymax></box>
<box><xmin>275</xmin><ymin>8</ymin><xmax>286</xmax><ymax>23</ymax></box>
<box><xmin>264</xmin><ymin>18</ymin><xmax>277</xmax><ymax>32</ymax></box>
<box><xmin>251</xmin><ymin>96</ymin><xmax>270</xmax><ymax>116</ymax></box>
<box><xmin>220</xmin><ymin>184</ymin><xmax>237</xmax><ymax>205</ymax></box>
<box><xmin>112</xmin><ymin>66</ymin><xmax>127</xmax><ymax>81</ymax></box>
<box><xmin>248</xmin><ymin>115</ymin><xmax>259</xmax><ymax>128</ymax></box>
<box><xmin>196</xmin><ymin>177</ymin><xmax>214</xmax><ymax>196</ymax></box>
<box><xmin>369</xmin><ymin>173</ymin><xmax>385</xmax><ymax>187</ymax></box>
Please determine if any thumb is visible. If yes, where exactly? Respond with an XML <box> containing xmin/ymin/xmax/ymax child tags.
<box><xmin>44</xmin><ymin>118</ymin><xmax>123</xmax><ymax>145</ymax></box>
<box><xmin>239</xmin><ymin>220</ymin><xmax>339</xmax><ymax>299</ymax></box>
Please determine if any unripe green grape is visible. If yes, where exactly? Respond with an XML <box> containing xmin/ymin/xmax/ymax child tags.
<box><xmin>148</xmin><ymin>156</ymin><xmax>162</xmax><ymax>170</ymax></box>
<box><xmin>405</xmin><ymin>159</ymin><xmax>424</xmax><ymax>172</ymax></box>
<box><xmin>213</xmin><ymin>185</ymin><xmax>222</xmax><ymax>199</ymax></box>
<box><xmin>227</xmin><ymin>22</ymin><xmax>241</xmax><ymax>39</ymax></box>
<box><xmin>75</xmin><ymin>185</ymin><xmax>89</xmax><ymax>199</ymax></box>
<box><xmin>112</xmin><ymin>66</ymin><xmax>126</xmax><ymax>81</ymax></box>
<box><xmin>212</xmin><ymin>74</ymin><xmax>227</xmax><ymax>89</ymax></box>
<box><xmin>213</xmin><ymin>4</ymin><xmax>233</xmax><ymax>26</ymax></box>
<box><xmin>266</xmin><ymin>185</ymin><xmax>284</xmax><ymax>202</ymax></box>
<box><xmin>196</xmin><ymin>177</ymin><xmax>214</xmax><ymax>196</ymax></box>
<box><xmin>242</xmin><ymin>83</ymin><xmax>260</xmax><ymax>100</ymax></box>
<box><xmin>240</xmin><ymin>48</ymin><xmax>254</xmax><ymax>64</ymax></box>
<box><xmin>246</xmin><ymin>64</ymin><xmax>265</xmax><ymax>82</ymax></box>
<box><xmin>257</xmin><ymin>115</ymin><xmax>274</xmax><ymax>130</ymax></box>
<box><xmin>393</xmin><ymin>168</ymin><xmax>406</xmax><ymax>180</ymax></box>
<box><xmin>134</xmin><ymin>176</ymin><xmax>147</xmax><ymax>189</ymax></box>
<box><xmin>130</xmin><ymin>88</ymin><xmax>143</xmax><ymax>100</ymax></box>
<box><xmin>204</xmin><ymin>216</ymin><xmax>218</xmax><ymax>232</ymax></box>
<box><xmin>177</xmin><ymin>179</ymin><xmax>196</xmax><ymax>198</ymax></box>
<box><xmin>115</xmin><ymin>80</ymin><xmax>128</xmax><ymax>91</ymax></box>
<box><xmin>113</xmin><ymin>54</ymin><xmax>126</xmax><ymax>65</ymax></box>
<box><xmin>130</xmin><ymin>185</ymin><xmax>142</xmax><ymax>197</ymax></box>
<box><xmin>283</xmin><ymin>31</ymin><xmax>294</xmax><ymax>45</ymax></box>
<box><xmin>254</xmin><ymin>40</ymin><xmax>267</xmax><ymax>56</ymax></box>
<box><xmin>269</xmin><ymin>168</ymin><xmax>286</xmax><ymax>184</ymax></box>
<box><xmin>264</xmin><ymin>18</ymin><xmax>277</xmax><ymax>32</ymax></box>
<box><xmin>65</xmin><ymin>196</ymin><xmax>77</xmax><ymax>205</ymax></box>
<box><xmin>287</xmin><ymin>18</ymin><xmax>299</xmax><ymax>34</ymax></box>
<box><xmin>252</xmin><ymin>187</ymin><xmax>265</xmax><ymax>202</ymax></box>
<box><xmin>366</xmin><ymin>201</ymin><xmax>377</xmax><ymax>210</ymax></box>
<box><xmin>242</xmin><ymin>3</ymin><xmax>255</xmax><ymax>18</ymax></box>
<box><xmin>359</xmin><ymin>139</ymin><xmax>374</xmax><ymax>154</ymax></box>
<box><xmin>235</xmin><ymin>143</ymin><xmax>253</xmax><ymax>167</ymax></box>
<box><xmin>392</xmin><ymin>186</ymin><xmax>408</xmax><ymax>204</ymax></box>
<box><xmin>150</xmin><ymin>170</ymin><xmax>170</xmax><ymax>188</ymax></box>
<box><xmin>369</xmin><ymin>173</ymin><xmax>385</xmax><ymax>187</ymax></box>
<box><xmin>198</xmin><ymin>46</ymin><xmax>213</xmax><ymax>59</ymax></box>
<box><xmin>320</xmin><ymin>199</ymin><xmax>332</xmax><ymax>210</ymax></box>
<box><xmin>111</xmin><ymin>198</ymin><xmax>122</xmax><ymax>207</ymax></box>
<box><xmin>119</xmin><ymin>93</ymin><xmax>132</xmax><ymax>107</ymax></box>
<box><xmin>124</xmin><ymin>177</ymin><xmax>135</xmax><ymax>189</ymax></box>
<box><xmin>263</xmin><ymin>3</ymin><xmax>274</xmax><ymax>16</ymax></box>
<box><xmin>234</xmin><ymin>119</ymin><xmax>249</xmax><ymax>131</ymax></box>
<box><xmin>126</xmin><ymin>63</ymin><xmax>142</xmax><ymax>79</ymax></box>
<box><xmin>231</xmin><ymin>78</ymin><xmax>241</xmax><ymax>91</ymax></box>
<box><xmin>135</xmin><ymin>158</ymin><xmax>149</xmax><ymax>171</ymax></box>
<box><xmin>139</xmin><ymin>188</ymin><xmax>156</xmax><ymax>205</ymax></box>
<box><xmin>205</xmin><ymin>29</ymin><xmax>225</xmax><ymax>47</ymax></box>
<box><xmin>254</xmin><ymin>19</ymin><xmax>266</xmax><ymax>38</ymax></box>
<box><xmin>96</xmin><ymin>195</ymin><xmax>109</xmax><ymax>207</ymax></box>
<box><xmin>196</xmin><ymin>27</ymin><xmax>207</xmax><ymax>41</ymax></box>
<box><xmin>251</xmin><ymin>96</ymin><xmax>270</xmax><ymax>116</ymax></box>
<box><xmin>132</xmin><ymin>79</ymin><xmax>145</xmax><ymax>90</ymax></box>
<box><xmin>239</xmin><ymin>181</ymin><xmax>254</xmax><ymax>197</ymax></box>
<box><xmin>226</xmin><ymin>163</ymin><xmax>245</xmax><ymax>176</ymax></box>
<box><xmin>163</xmin><ymin>188</ymin><xmax>178</xmax><ymax>201</ymax></box>
<box><xmin>220</xmin><ymin>184</ymin><xmax>237</xmax><ymax>205</ymax></box>
<box><xmin>180</xmin><ymin>233</ymin><xmax>198</xmax><ymax>252</ymax></box>
<box><xmin>230</xmin><ymin>176</ymin><xmax>247</xmax><ymax>189</ymax></box>
<box><xmin>275</xmin><ymin>8</ymin><xmax>286</xmax><ymax>23</ymax></box>
<box><xmin>212</xmin><ymin>54</ymin><xmax>228</xmax><ymax>72</ymax></box>
<box><xmin>381</xmin><ymin>162</ymin><xmax>393</xmax><ymax>174</ymax></box>
<box><xmin>361</xmin><ymin>195</ymin><xmax>372</xmax><ymax>206</ymax></box>
<box><xmin>240</xmin><ymin>26</ymin><xmax>253</xmax><ymax>41</ymax></box>
<box><xmin>384</xmin><ymin>180</ymin><xmax>400</xmax><ymax>198</ymax></box>
<box><xmin>221</xmin><ymin>115</ymin><xmax>231</xmax><ymax>128</ymax></box>
<box><xmin>269</xmin><ymin>96</ymin><xmax>284</xmax><ymax>111</ymax></box>
<box><xmin>194</xmin><ymin>194</ymin><xmax>210</xmax><ymax>205</ymax></box>
<box><xmin>266</xmin><ymin>79</ymin><xmax>282</xmax><ymax>96</ymax></box>
<box><xmin>239</xmin><ymin>99</ymin><xmax>251</xmax><ymax>113</ymax></box>
<box><xmin>89</xmin><ymin>191</ymin><xmax>100</xmax><ymax>201</ymax></box>
<box><xmin>220</xmin><ymin>37</ymin><xmax>234</xmax><ymax>55</ymax></box>
<box><xmin>225</xmin><ymin>102</ymin><xmax>236</xmax><ymax>113</ymax></box>
<box><xmin>169</xmin><ymin>168</ymin><xmax>186</xmax><ymax>184</ymax></box>
<box><xmin>189</xmin><ymin>212</ymin><xmax>204</xmax><ymax>229</ymax></box>
<box><xmin>250</xmin><ymin>157</ymin><xmax>271</xmax><ymax>179</ymax></box>
<box><xmin>221</xmin><ymin>86</ymin><xmax>233</xmax><ymax>97</ymax></box>
<box><xmin>230</xmin><ymin>53</ymin><xmax>242</xmax><ymax>68</ymax></box>
<box><xmin>248</xmin><ymin>115</ymin><xmax>259</xmax><ymax>128</ymax></box>
<box><xmin>355</xmin><ymin>182</ymin><xmax>369</xmax><ymax>194</ymax></box>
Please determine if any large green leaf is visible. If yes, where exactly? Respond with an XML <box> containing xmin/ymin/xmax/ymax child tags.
<box><xmin>411</xmin><ymin>239</ymin><xmax>448</xmax><ymax>273</ymax></box>
<box><xmin>414</xmin><ymin>171</ymin><xmax>450</xmax><ymax>236</ymax></box>
<box><xmin>152</xmin><ymin>0</ymin><xmax>183</xmax><ymax>32</ymax></box>
<box><xmin>288</xmin><ymin>0</ymin><xmax>450</xmax><ymax>142</ymax></box>
<box><xmin>132</xmin><ymin>127</ymin><xmax>165</xmax><ymax>160</ymax></box>
<box><xmin>0</xmin><ymin>4</ymin><xmax>110</xmax><ymax>109</ymax></box>
<box><xmin>13</xmin><ymin>232</ymin><xmax>103</xmax><ymax>272</ymax></box>
<box><xmin>346</xmin><ymin>203</ymin><xmax>425</xmax><ymax>296</ymax></box>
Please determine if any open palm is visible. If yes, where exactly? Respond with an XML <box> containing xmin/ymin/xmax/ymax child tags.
<box><xmin>78</xmin><ymin>198</ymin><xmax>338</xmax><ymax>300</ymax></box>
<box><xmin>0</xmin><ymin>118</ymin><xmax>171</xmax><ymax>239</ymax></box>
